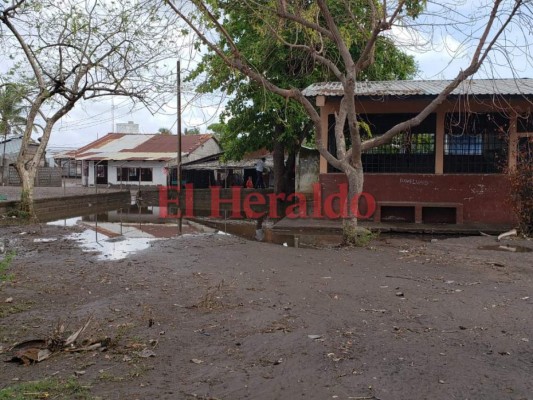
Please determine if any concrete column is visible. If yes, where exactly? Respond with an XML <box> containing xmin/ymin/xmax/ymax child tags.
<box><xmin>435</xmin><ymin>111</ymin><xmax>445</xmax><ymax>174</ymax></box>
<box><xmin>319</xmin><ymin>97</ymin><xmax>329</xmax><ymax>174</ymax></box>
<box><xmin>508</xmin><ymin>113</ymin><xmax>518</xmax><ymax>171</ymax></box>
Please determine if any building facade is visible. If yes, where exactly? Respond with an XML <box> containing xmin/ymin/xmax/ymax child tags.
<box><xmin>303</xmin><ymin>79</ymin><xmax>533</xmax><ymax>226</ymax></box>
<box><xmin>71</xmin><ymin>133</ymin><xmax>221</xmax><ymax>187</ymax></box>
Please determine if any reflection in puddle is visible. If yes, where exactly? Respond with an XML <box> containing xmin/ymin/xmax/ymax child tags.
<box><xmin>67</xmin><ymin>229</ymin><xmax>159</xmax><ymax>260</ymax></box>
<box><xmin>45</xmin><ymin>204</ymin><xmax>343</xmax><ymax>259</ymax></box>
<box><xmin>47</xmin><ymin>217</ymin><xmax>81</xmax><ymax>227</ymax></box>
<box><xmin>192</xmin><ymin>218</ymin><xmax>342</xmax><ymax>248</ymax></box>
<box><xmin>47</xmin><ymin>206</ymin><xmax>216</xmax><ymax>260</ymax></box>
<box><xmin>478</xmin><ymin>244</ymin><xmax>532</xmax><ymax>253</ymax></box>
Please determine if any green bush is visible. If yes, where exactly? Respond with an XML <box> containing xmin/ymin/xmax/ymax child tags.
<box><xmin>509</xmin><ymin>161</ymin><xmax>533</xmax><ymax>236</ymax></box>
<box><xmin>0</xmin><ymin>251</ymin><xmax>15</xmax><ymax>282</ymax></box>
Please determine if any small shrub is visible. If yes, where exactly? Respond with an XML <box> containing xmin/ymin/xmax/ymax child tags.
<box><xmin>0</xmin><ymin>251</ymin><xmax>15</xmax><ymax>282</ymax></box>
<box><xmin>0</xmin><ymin>378</ymin><xmax>91</xmax><ymax>400</ymax></box>
<box><xmin>508</xmin><ymin>161</ymin><xmax>533</xmax><ymax>236</ymax></box>
<box><xmin>6</xmin><ymin>209</ymin><xmax>30</xmax><ymax>220</ymax></box>
<box><xmin>342</xmin><ymin>224</ymin><xmax>378</xmax><ymax>247</ymax></box>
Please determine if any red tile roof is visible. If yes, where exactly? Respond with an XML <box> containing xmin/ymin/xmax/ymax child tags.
<box><xmin>124</xmin><ymin>134</ymin><xmax>213</xmax><ymax>153</ymax></box>
<box><xmin>70</xmin><ymin>133</ymin><xmax>217</xmax><ymax>161</ymax></box>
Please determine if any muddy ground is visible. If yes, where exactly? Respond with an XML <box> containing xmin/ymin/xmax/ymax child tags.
<box><xmin>0</xmin><ymin>222</ymin><xmax>532</xmax><ymax>400</ymax></box>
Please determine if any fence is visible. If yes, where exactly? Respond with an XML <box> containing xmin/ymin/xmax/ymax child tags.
<box><xmin>7</xmin><ymin>166</ymin><xmax>62</xmax><ymax>187</ymax></box>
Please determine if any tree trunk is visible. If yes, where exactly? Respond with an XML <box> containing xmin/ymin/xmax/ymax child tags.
<box><xmin>273</xmin><ymin>139</ymin><xmax>285</xmax><ymax>194</ymax></box>
<box><xmin>16</xmin><ymin>161</ymin><xmax>36</xmax><ymax>218</ymax></box>
<box><xmin>342</xmin><ymin>165</ymin><xmax>371</xmax><ymax>245</ymax></box>
<box><xmin>281</xmin><ymin>150</ymin><xmax>296</xmax><ymax>195</ymax></box>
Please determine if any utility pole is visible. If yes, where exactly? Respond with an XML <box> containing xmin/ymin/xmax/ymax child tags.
<box><xmin>177</xmin><ymin>60</ymin><xmax>182</xmax><ymax>235</ymax></box>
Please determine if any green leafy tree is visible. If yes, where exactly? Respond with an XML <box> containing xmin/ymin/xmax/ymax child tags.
<box><xmin>158</xmin><ymin>128</ymin><xmax>172</xmax><ymax>135</ymax></box>
<box><xmin>168</xmin><ymin>0</ymin><xmax>529</xmax><ymax>244</ymax></box>
<box><xmin>0</xmin><ymin>84</ymin><xmax>27</xmax><ymax>138</ymax></box>
<box><xmin>184</xmin><ymin>127</ymin><xmax>201</xmax><ymax>135</ymax></box>
<box><xmin>187</xmin><ymin>0</ymin><xmax>416</xmax><ymax>194</ymax></box>
<box><xmin>207</xmin><ymin>122</ymin><xmax>228</xmax><ymax>141</ymax></box>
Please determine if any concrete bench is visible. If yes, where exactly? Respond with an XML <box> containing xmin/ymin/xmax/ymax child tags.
<box><xmin>373</xmin><ymin>201</ymin><xmax>463</xmax><ymax>224</ymax></box>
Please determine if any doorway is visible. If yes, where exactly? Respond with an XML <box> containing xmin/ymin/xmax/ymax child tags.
<box><xmin>96</xmin><ymin>161</ymin><xmax>108</xmax><ymax>185</ymax></box>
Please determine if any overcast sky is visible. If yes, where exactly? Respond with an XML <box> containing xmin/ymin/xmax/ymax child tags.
<box><xmin>35</xmin><ymin>1</ymin><xmax>533</xmax><ymax>151</ymax></box>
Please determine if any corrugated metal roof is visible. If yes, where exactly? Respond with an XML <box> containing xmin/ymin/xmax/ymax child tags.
<box><xmin>302</xmin><ymin>78</ymin><xmax>533</xmax><ymax>97</ymax></box>
<box><xmin>182</xmin><ymin>155</ymin><xmax>274</xmax><ymax>171</ymax></box>
<box><xmin>74</xmin><ymin>133</ymin><xmax>215</xmax><ymax>161</ymax></box>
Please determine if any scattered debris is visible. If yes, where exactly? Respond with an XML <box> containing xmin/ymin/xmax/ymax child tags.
<box><xmin>308</xmin><ymin>334</ymin><xmax>323</xmax><ymax>340</ymax></box>
<box><xmin>360</xmin><ymin>308</ymin><xmax>388</xmax><ymax>313</ymax></box>
<box><xmin>478</xmin><ymin>245</ymin><xmax>532</xmax><ymax>253</ymax></box>
<box><xmin>386</xmin><ymin>275</ymin><xmax>425</xmax><ymax>283</ymax></box>
<box><xmin>497</xmin><ymin>228</ymin><xmax>517</xmax><ymax>241</ymax></box>
<box><xmin>5</xmin><ymin>297</ymin><xmax>13</xmax><ymax>303</ymax></box>
<box><xmin>498</xmin><ymin>245</ymin><xmax>517</xmax><ymax>252</ymax></box>
<box><xmin>486</xmin><ymin>261</ymin><xmax>506</xmax><ymax>268</ymax></box>
<box><xmin>65</xmin><ymin>316</ymin><xmax>93</xmax><ymax>347</ymax></box>
<box><xmin>5</xmin><ymin>340</ymin><xmax>51</xmax><ymax>365</ymax></box>
<box><xmin>395</xmin><ymin>292</ymin><xmax>405</xmax><ymax>297</ymax></box>
<box><xmin>4</xmin><ymin>315</ymin><xmax>108</xmax><ymax>365</ymax></box>
<box><xmin>32</xmin><ymin>238</ymin><xmax>58</xmax><ymax>243</ymax></box>
<box><xmin>327</xmin><ymin>352</ymin><xmax>342</xmax><ymax>362</ymax></box>
<box><xmin>135</xmin><ymin>349</ymin><xmax>156</xmax><ymax>358</ymax></box>
<box><xmin>191</xmin><ymin>358</ymin><xmax>204</xmax><ymax>364</ymax></box>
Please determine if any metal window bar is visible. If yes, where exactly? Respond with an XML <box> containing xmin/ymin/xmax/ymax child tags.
<box><xmin>326</xmin><ymin>113</ymin><xmax>437</xmax><ymax>173</ymax></box>
<box><xmin>444</xmin><ymin>112</ymin><xmax>508</xmax><ymax>173</ymax></box>
<box><xmin>362</xmin><ymin>132</ymin><xmax>435</xmax><ymax>173</ymax></box>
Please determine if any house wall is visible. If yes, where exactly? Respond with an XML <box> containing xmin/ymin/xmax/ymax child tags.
<box><xmin>1</xmin><ymin>138</ymin><xmax>43</xmax><ymax>165</ymax></box>
<box><xmin>108</xmin><ymin>161</ymin><xmax>167</xmax><ymax>186</ymax></box>
<box><xmin>313</xmin><ymin>96</ymin><xmax>531</xmax><ymax>225</ymax></box>
<box><xmin>85</xmin><ymin>160</ymin><xmax>168</xmax><ymax>186</ymax></box>
<box><xmin>184</xmin><ymin>138</ymin><xmax>222</xmax><ymax>163</ymax></box>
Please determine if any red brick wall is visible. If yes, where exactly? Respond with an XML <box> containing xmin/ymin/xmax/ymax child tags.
<box><xmin>319</xmin><ymin>173</ymin><xmax>515</xmax><ymax>224</ymax></box>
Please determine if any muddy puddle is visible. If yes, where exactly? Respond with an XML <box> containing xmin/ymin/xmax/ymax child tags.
<box><xmin>44</xmin><ymin>204</ymin><xmax>342</xmax><ymax>260</ymax></box>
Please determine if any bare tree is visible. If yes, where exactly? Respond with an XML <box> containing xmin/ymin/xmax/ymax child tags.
<box><xmin>0</xmin><ymin>0</ymin><xmax>182</xmax><ymax>215</ymax></box>
<box><xmin>166</xmin><ymin>0</ymin><xmax>532</xmax><ymax>243</ymax></box>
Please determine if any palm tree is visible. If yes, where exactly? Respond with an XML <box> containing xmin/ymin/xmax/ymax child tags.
<box><xmin>0</xmin><ymin>84</ymin><xmax>28</xmax><ymax>183</ymax></box>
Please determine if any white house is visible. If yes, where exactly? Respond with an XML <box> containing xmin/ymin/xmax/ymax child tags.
<box><xmin>71</xmin><ymin>133</ymin><xmax>221</xmax><ymax>186</ymax></box>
